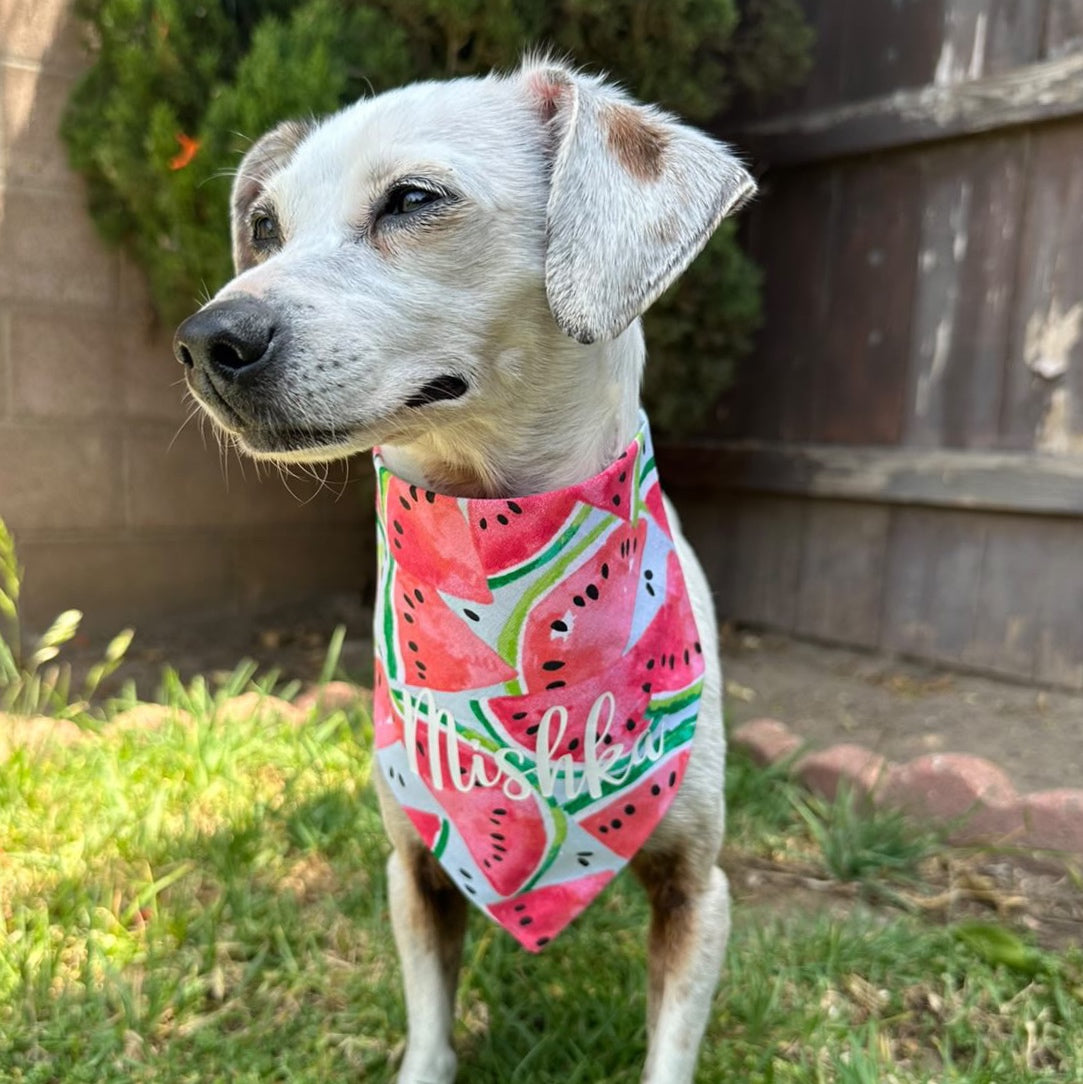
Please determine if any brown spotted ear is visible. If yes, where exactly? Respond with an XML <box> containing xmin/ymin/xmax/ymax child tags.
<box><xmin>230</xmin><ymin>119</ymin><xmax>312</xmax><ymax>272</ymax></box>
<box><xmin>524</xmin><ymin>64</ymin><xmax>755</xmax><ymax>344</ymax></box>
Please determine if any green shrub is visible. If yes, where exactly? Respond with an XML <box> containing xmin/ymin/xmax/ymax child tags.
<box><xmin>63</xmin><ymin>0</ymin><xmax>811</xmax><ymax>436</ymax></box>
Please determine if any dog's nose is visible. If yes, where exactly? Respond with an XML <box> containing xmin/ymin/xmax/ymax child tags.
<box><xmin>174</xmin><ymin>296</ymin><xmax>276</xmax><ymax>380</ymax></box>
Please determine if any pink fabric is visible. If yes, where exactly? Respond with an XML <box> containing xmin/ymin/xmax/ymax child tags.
<box><xmin>372</xmin><ymin>415</ymin><xmax>703</xmax><ymax>949</ymax></box>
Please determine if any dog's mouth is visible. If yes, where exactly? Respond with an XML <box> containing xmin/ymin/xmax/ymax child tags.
<box><xmin>404</xmin><ymin>374</ymin><xmax>470</xmax><ymax>409</ymax></box>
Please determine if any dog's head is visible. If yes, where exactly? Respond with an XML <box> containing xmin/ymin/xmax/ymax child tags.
<box><xmin>175</xmin><ymin>59</ymin><xmax>754</xmax><ymax>465</ymax></box>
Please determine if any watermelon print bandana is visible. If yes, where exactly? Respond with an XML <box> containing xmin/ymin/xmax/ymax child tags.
<box><xmin>371</xmin><ymin>414</ymin><xmax>704</xmax><ymax>951</ymax></box>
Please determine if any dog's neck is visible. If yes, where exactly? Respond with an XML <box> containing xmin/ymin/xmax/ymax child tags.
<box><xmin>378</xmin><ymin>323</ymin><xmax>645</xmax><ymax>499</ymax></box>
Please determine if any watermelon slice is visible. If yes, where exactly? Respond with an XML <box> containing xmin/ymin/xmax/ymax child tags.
<box><xmin>384</xmin><ymin>478</ymin><xmax>491</xmax><ymax>602</ymax></box>
<box><xmin>404</xmin><ymin>807</ymin><xmax>443</xmax><ymax>849</ymax></box>
<box><xmin>520</xmin><ymin>518</ymin><xmax>646</xmax><ymax>690</ymax></box>
<box><xmin>579</xmin><ymin>749</ymin><xmax>690</xmax><ymax>858</ymax></box>
<box><xmin>468</xmin><ymin>447</ymin><xmax>641</xmax><ymax>576</ymax></box>
<box><xmin>372</xmin><ymin>658</ymin><xmax>402</xmax><ymax>749</ymax></box>
<box><xmin>407</xmin><ymin>713</ymin><xmax>549</xmax><ymax>897</ymax></box>
<box><xmin>393</xmin><ymin>565</ymin><xmax>516</xmax><ymax>691</ymax></box>
<box><xmin>628</xmin><ymin>551</ymin><xmax>704</xmax><ymax>699</ymax></box>
<box><xmin>488</xmin><ymin>870</ymin><xmax>615</xmax><ymax>951</ymax></box>
<box><xmin>486</xmin><ymin>676</ymin><xmax>652</xmax><ymax>762</ymax></box>
<box><xmin>642</xmin><ymin>479</ymin><xmax>668</xmax><ymax>530</ymax></box>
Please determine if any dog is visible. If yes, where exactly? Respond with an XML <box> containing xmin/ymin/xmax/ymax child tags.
<box><xmin>174</xmin><ymin>57</ymin><xmax>755</xmax><ymax>1084</ymax></box>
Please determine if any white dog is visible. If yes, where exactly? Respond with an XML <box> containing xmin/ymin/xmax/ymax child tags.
<box><xmin>175</xmin><ymin>58</ymin><xmax>755</xmax><ymax>1084</ymax></box>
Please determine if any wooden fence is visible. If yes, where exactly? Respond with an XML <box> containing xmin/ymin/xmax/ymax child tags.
<box><xmin>665</xmin><ymin>0</ymin><xmax>1083</xmax><ymax>689</ymax></box>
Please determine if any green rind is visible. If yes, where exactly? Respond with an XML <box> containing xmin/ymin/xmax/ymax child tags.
<box><xmin>486</xmin><ymin>505</ymin><xmax>593</xmax><ymax>590</ymax></box>
<box><xmin>432</xmin><ymin>817</ymin><xmax>451</xmax><ymax>860</ymax></box>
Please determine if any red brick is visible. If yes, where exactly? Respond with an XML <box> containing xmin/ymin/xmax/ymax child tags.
<box><xmin>731</xmin><ymin>718</ymin><xmax>803</xmax><ymax>766</ymax></box>
<box><xmin>294</xmin><ymin>680</ymin><xmax>371</xmax><ymax>718</ymax></box>
<box><xmin>0</xmin><ymin>189</ymin><xmax>116</xmax><ymax>307</ymax></box>
<box><xmin>877</xmin><ymin>753</ymin><xmax>1023</xmax><ymax>843</ymax></box>
<box><xmin>0</xmin><ymin>425</ymin><xmax>122</xmax><ymax>529</ymax></box>
<box><xmin>10</xmin><ymin>309</ymin><xmax>120</xmax><ymax>417</ymax></box>
<box><xmin>0</xmin><ymin>710</ymin><xmax>84</xmax><ymax>759</ymax></box>
<box><xmin>795</xmin><ymin>743</ymin><xmax>889</xmax><ymax>802</ymax></box>
<box><xmin>2</xmin><ymin>63</ymin><xmax>79</xmax><ymax>188</ymax></box>
<box><xmin>1021</xmin><ymin>790</ymin><xmax>1083</xmax><ymax>857</ymax></box>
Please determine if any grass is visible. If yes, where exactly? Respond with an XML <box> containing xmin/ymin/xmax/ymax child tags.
<box><xmin>1</xmin><ymin>678</ymin><xmax>1081</xmax><ymax>1082</ymax></box>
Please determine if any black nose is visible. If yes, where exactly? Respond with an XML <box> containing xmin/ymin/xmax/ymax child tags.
<box><xmin>174</xmin><ymin>296</ymin><xmax>276</xmax><ymax>380</ymax></box>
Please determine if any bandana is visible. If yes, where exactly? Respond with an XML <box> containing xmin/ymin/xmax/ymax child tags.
<box><xmin>371</xmin><ymin>414</ymin><xmax>703</xmax><ymax>951</ymax></box>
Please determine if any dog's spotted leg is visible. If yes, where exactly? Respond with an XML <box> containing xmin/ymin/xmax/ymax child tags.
<box><xmin>388</xmin><ymin>845</ymin><xmax>467</xmax><ymax>1084</ymax></box>
<box><xmin>633</xmin><ymin>850</ymin><xmax>731</xmax><ymax>1084</ymax></box>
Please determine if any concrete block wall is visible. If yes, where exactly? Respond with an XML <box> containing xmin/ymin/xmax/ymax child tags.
<box><xmin>0</xmin><ymin>0</ymin><xmax>372</xmax><ymax>632</ymax></box>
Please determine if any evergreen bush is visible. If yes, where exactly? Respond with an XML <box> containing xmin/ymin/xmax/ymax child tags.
<box><xmin>63</xmin><ymin>0</ymin><xmax>810</xmax><ymax>436</ymax></box>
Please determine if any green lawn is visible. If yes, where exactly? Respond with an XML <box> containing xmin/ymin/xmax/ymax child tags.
<box><xmin>1</xmin><ymin>669</ymin><xmax>1080</xmax><ymax>1083</ymax></box>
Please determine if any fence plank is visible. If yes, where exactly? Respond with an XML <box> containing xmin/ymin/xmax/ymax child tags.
<box><xmin>1043</xmin><ymin>0</ymin><xmax>1083</xmax><ymax>57</ymax></box>
<box><xmin>905</xmin><ymin>137</ymin><xmax>1026</xmax><ymax>447</ymax></box>
<box><xmin>1000</xmin><ymin>124</ymin><xmax>1083</xmax><ymax>451</ymax></box>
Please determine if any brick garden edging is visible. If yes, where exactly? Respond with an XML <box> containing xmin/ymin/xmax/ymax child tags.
<box><xmin>733</xmin><ymin>718</ymin><xmax>1083</xmax><ymax>859</ymax></box>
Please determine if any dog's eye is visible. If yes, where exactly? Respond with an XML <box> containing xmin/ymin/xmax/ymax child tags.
<box><xmin>251</xmin><ymin>214</ymin><xmax>279</xmax><ymax>244</ymax></box>
<box><xmin>384</xmin><ymin>186</ymin><xmax>442</xmax><ymax>217</ymax></box>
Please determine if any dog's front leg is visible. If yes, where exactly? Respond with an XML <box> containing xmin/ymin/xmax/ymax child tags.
<box><xmin>387</xmin><ymin>845</ymin><xmax>467</xmax><ymax>1084</ymax></box>
<box><xmin>633</xmin><ymin>850</ymin><xmax>731</xmax><ymax>1084</ymax></box>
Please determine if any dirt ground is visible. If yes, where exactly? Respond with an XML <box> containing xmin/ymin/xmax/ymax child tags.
<box><xmin>70</xmin><ymin>594</ymin><xmax>1083</xmax><ymax>795</ymax></box>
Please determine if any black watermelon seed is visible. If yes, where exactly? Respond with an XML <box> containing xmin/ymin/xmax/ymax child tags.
<box><xmin>624</xmin><ymin>804</ymin><xmax>635</xmax><ymax>815</ymax></box>
<box><xmin>541</xmin><ymin>660</ymin><xmax>565</xmax><ymax>671</ymax></box>
<box><xmin>409</xmin><ymin>485</ymin><xmax>418</xmax><ymax>500</ymax></box>
<box><xmin>603</xmin><ymin>734</ymin><xmax>613</xmax><ymax>745</ymax></box>
<box><xmin>619</xmin><ymin>471</ymin><xmax>626</xmax><ymax>482</ymax></box>
<box><xmin>460</xmin><ymin>868</ymin><xmax>472</xmax><ymax>879</ymax></box>
<box><xmin>520</xmin><ymin>916</ymin><xmax>532</xmax><ymax>926</ymax></box>
<box><xmin>612</xmin><ymin>495</ymin><xmax>621</xmax><ymax>506</ymax></box>
<box><xmin>492</xmin><ymin>854</ymin><xmax>503</xmax><ymax>862</ymax></box>
<box><xmin>493</xmin><ymin>844</ymin><xmax>506</xmax><ymax>853</ymax></box>
<box><xmin>463</xmin><ymin>608</ymin><xmax>480</xmax><ymax>622</ymax></box>
<box><xmin>497</xmin><ymin>514</ymin><xmax>509</xmax><ymax>526</ymax></box>
<box><xmin>425</xmin><ymin>490</ymin><xmax>436</xmax><ymax>503</ymax></box>
<box><xmin>642</xmin><ymin>682</ymin><xmax>652</xmax><ymax>693</ymax></box>
<box><xmin>601</xmin><ymin>563</ymin><xmax>609</xmax><ymax>579</ymax></box>
<box><xmin>416</xmin><ymin>740</ymin><xmax>425</xmax><ymax>754</ymax></box>
<box><xmin>684</xmin><ymin>650</ymin><xmax>690</xmax><ymax>664</ymax></box>
<box><xmin>545</xmin><ymin>680</ymin><xmax>566</xmax><ymax>690</ymax></box>
<box><xmin>585</xmin><ymin>584</ymin><xmax>599</xmax><ymax>600</ymax></box>
<box><xmin>399</xmin><ymin>495</ymin><xmax>411</xmax><ymax>511</ymax></box>
<box><xmin>551</xmin><ymin>619</ymin><xmax>568</xmax><ymax>632</ymax></box>
<box><xmin>527</xmin><ymin>724</ymin><xmax>539</xmax><ymax>735</ymax></box>
<box><xmin>514</xmin><ymin>903</ymin><xmax>526</xmax><ymax>912</ymax></box>
<box><xmin>695</xmin><ymin>642</ymin><xmax>702</xmax><ymax>653</ymax></box>
<box><xmin>625</xmin><ymin>718</ymin><xmax>636</xmax><ymax>731</ymax></box>
<box><xmin>537</xmin><ymin>937</ymin><xmax>550</xmax><ymax>946</ymax></box>
<box><xmin>669</xmin><ymin>771</ymin><xmax>677</xmax><ymax>787</ymax></box>
<box><xmin>646</xmin><ymin>584</ymin><xmax>656</xmax><ymax>597</ymax></box>
<box><xmin>416</xmin><ymin>661</ymin><xmax>427</xmax><ymax>671</ymax></box>
<box><xmin>646</xmin><ymin>658</ymin><xmax>655</xmax><ymax>670</ymax></box>
<box><xmin>407</xmin><ymin>640</ymin><xmax>418</xmax><ymax>652</ymax></box>
<box><xmin>489</xmin><ymin>817</ymin><xmax>500</xmax><ymax>825</ymax></box>
<box><xmin>619</xmin><ymin>450</ymin><xmax>628</xmax><ymax>459</ymax></box>
<box><xmin>394</xmin><ymin>539</ymin><xmax>402</xmax><ymax>549</ymax></box>
<box><xmin>484</xmin><ymin>859</ymin><xmax>491</xmax><ymax>868</ymax></box>
<box><xmin>403</xmin><ymin>612</ymin><xmax>414</xmax><ymax>624</ymax></box>
<box><xmin>403</xmin><ymin>592</ymin><xmax>415</xmax><ymax>609</ymax></box>
<box><xmin>414</xmin><ymin>588</ymin><xmax>424</xmax><ymax>603</ymax></box>
<box><xmin>573</xmin><ymin>595</ymin><xmax>585</xmax><ymax>607</ymax></box>
<box><xmin>512</xmin><ymin>711</ymin><xmax>527</xmax><ymax>720</ymax></box>
<box><xmin>491</xmin><ymin>833</ymin><xmax>505</xmax><ymax>841</ymax></box>
<box><xmin>466</xmin><ymin>884</ymin><xmax>476</xmax><ymax>894</ymax></box>
<box><xmin>611</xmin><ymin>818</ymin><xmax>622</xmax><ymax>830</ymax></box>
<box><xmin>568</xmin><ymin>738</ymin><xmax>580</xmax><ymax>751</ymax></box>
<box><xmin>599</xmin><ymin>825</ymin><xmax>609</xmax><ymax>834</ymax></box>
<box><xmin>507</xmin><ymin>501</ymin><xmax>522</xmax><ymax>514</ymax></box>
<box><xmin>651</xmin><ymin>784</ymin><xmax>661</xmax><ymax>796</ymax></box>
<box><xmin>578</xmin><ymin>857</ymin><xmax>589</xmax><ymax>866</ymax></box>
<box><xmin>493</xmin><ymin>808</ymin><xmax>507</xmax><ymax>816</ymax></box>
<box><xmin>669</xmin><ymin>654</ymin><xmax>676</xmax><ymax>668</ymax></box>
<box><xmin>644</xmin><ymin>569</ymin><xmax>653</xmax><ymax>580</ymax></box>
<box><xmin>479</xmin><ymin>517</ymin><xmax>488</xmax><ymax>530</ymax></box>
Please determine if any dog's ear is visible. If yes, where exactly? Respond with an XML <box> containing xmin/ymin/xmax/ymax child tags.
<box><xmin>523</xmin><ymin>64</ymin><xmax>755</xmax><ymax>344</ymax></box>
<box><xmin>230</xmin><ymin>119</ymin><xmax>313</xmax><ymax>272</ymax></box>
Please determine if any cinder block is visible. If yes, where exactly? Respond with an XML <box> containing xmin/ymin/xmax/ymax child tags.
<box><xmin>2</xmin><ymin>63</ymin><xmax>78</xmax><ymax>188</ymax></box>
<box><xmin>117</xmin><ymin>320</ymin><xmax>187</xmax><ymax>422</ymax></box>
<box><xmin>10</xmin><ymin>309</ymin><xmax>120</xmax><ymax>417</ymax></box>
<box><xmin>15</xmin><ymin>528</ymin><xmax>234</xmax><ymax>632</ymax></box>
<box><xmin>0</xmin><ymin>308</ymin><xmax>10</xmax><ymax>418</ymax></box>
<box><xmin>0</xmin><ymin>189</ymin><xmax>116</xmax><ymax>307</ymax></box>
<box><xmin>0</xmin><ymin>0</ymin><xmax>86</xmax><ymax>69</ymax></box>
<box><xmin>0</xmin><ymin>424</ymin><xmax>123</xmax><ymax>529</ymax></box>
